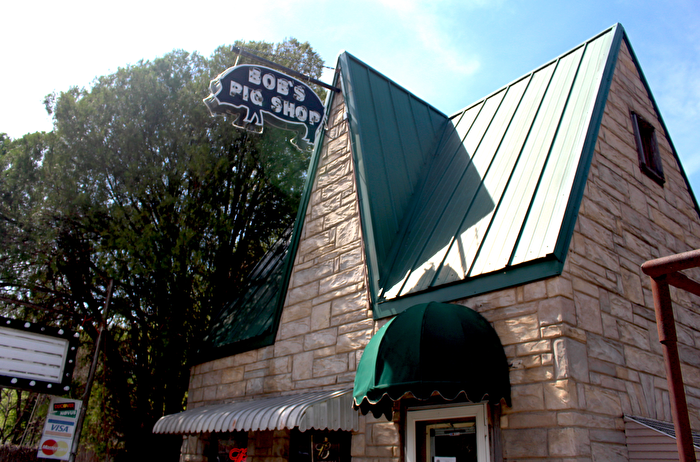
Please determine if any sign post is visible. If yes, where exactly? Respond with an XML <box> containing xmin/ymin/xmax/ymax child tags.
<box><xmin>68</xmin><ymin>279</ymin><xmax>113</xmax><ymax>462</ymax></box>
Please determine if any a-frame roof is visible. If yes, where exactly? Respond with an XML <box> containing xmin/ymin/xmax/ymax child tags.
<box><xmin>343</xmin><ymin>25</ymin><xmax>625</xmax><ymax>316</ymax></box>
<box><xmin>200</xmin><ymin>23</ymin><xmax>699</xmax><ymax>359</ymax></box>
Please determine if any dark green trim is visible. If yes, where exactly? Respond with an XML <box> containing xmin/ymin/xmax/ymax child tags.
<box><xmin>620</xmin><ymin>29</ymin><xmax>700</xmax><ymax>219</ymax></box>
<box><xmin>553</xmin><ymin>24</ymin><xmax>623</xmax><ymax>258</ymax></box>
<box><xmin>338</xmin><ymin>53</ymin><xmax>381</xmax><ymax>308</ymax></box>
<box><xmin>339</xmin><ymin>52</ymin><xmax>449</xmax><ymax>309</ymax></box>
<box><xmin>368</xmin><ymin>27</ymin><xmax>621</xmax><ymax>320</ymax></box>
<box><xmin>373</xmin><ymin>257</ymin><xmax>565</xmax><ymax>318</ymax></box>
<box><xmin>198</xmin><ymin>328</ymin><xmax>279</xmax><ymax>362</ymax></box>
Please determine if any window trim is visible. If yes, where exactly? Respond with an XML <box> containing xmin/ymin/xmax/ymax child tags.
<box><xmin>406</xmin><ymin>404</ymin><xmax>490</xmax><ymax>462</ymax></box>
<box><xmin>631</xmin><ymin>111</ymin><xmax>665</xmax><ymax>186</ymax></box>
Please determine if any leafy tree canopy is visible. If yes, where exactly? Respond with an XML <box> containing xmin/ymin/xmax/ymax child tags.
<box><xmin>0</xmin><ymin>38</ymin><xmax>324</xmax><ymax>459</ymax></box>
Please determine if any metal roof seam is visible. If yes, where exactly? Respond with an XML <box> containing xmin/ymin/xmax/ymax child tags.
<box><xmin>429</xmin><ymin>74</ymin><xmax>537</xmax><ymax>289</ymax></box>
<box><xmin>385</xmin><ymin>84</ymin><xmax>414</xmax><ymax>202</ymax></box>
<box><xmin>530</xmin><ymin>32</ymin><xmax>614</xmax><ymax>261</ymax></box>
<box><xmin>379</xmin><ymin>100</ymin><xmax>488</xmax><ymax>299</ymax></box>
<box><xmin>340</xmin><ymin>58</ymin><xmax>453</xmax><ymax>301</ymax></box>
<box><xmin>153</xmin><ymin>389</ymin><xmax>357</xmax><ymax>434</ymax></box>
<box><xmin>398</xmin><ymin>88</ymin><xmax>509</xmax><ymax>296</ymax></box>
<box><xmin>551</xmin><ymin>25</ymin><xmax>623</xmax><ymax>259</ymax></box>
<box><xmin>376</xmin><ymin>116</ymin><xmax>462</xmax><ymax>301</ymax></box>
<box><xmin>464</xmin><ymin>52</ymin><xmax>563</xmax><ymax>279</ymax></box>
<box><xmin>343</xmin><ymin>53</ymin><xmax>448</xmax><ymax>118</ymax></box>
<box><xmin>366</xmin><ymin>26</ymin><xmax>624</xmax><ymax>316</ymax></box>
<box><xmin>341</xmin><ymin>57</ymin><xmax>382</xmax><ymax>305</ymax></box>
<box><xmin>448</xmin><ymin>24</ymin><xmax>617</xmax><ymax>117</ymax></box>
<box><xmin>506</xmin><ymin>39</ymin><xmax>591</xmax><ymax>268</ymax></box>
<box><xmin>241</xmin><ymin>395</ymin><xmax>294</xmax><ymax>430</ymax></box>
<box><xmin>472</xmin><ymin>48</ymin><xmax>583</xmax><ymax>275</ymax></box>
<box><xmin>362</xmin><ymin>66</ymin><xmax>402</xmax><ymax>237</ymax></box>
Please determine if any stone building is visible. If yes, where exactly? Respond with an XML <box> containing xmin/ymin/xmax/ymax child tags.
<box><xmin>154</xmin><ymin>24</ymin><xmax>700</xmax><ymax>461</ymax></box>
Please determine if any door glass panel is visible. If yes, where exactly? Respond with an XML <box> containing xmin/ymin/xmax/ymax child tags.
<box><xmin>415</xmin><ymin>417</ymin><xmax>478</xmax><ymax>462</ymax></box>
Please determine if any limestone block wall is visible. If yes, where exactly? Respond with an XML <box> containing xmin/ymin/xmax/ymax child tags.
<box><xmin>185</xmin><ymin>91</ymin><xmax>398</xmax><ymax>462</ymax></box>
<box><xmin>452</xmin><ymin>40</ymin><xmax>700</xmax><ymax>461</ymax></box>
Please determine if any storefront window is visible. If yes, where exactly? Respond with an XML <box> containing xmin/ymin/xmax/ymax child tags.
<box><xmin>407</xmin><ymin>405</ymin><xmax>489</xmax><ymax>462</ymax></box>
<box><xmin>206</xmin><ymin>432</ymin><xmax>249</xmax><ymax>462</ymax></box>
<box><xmin>290</xmin><ymin>429</ymin><xmax>351</xmax><ymax>462</ymax></box>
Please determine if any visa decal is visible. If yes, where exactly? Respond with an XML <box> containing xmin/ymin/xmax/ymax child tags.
<box><xmin>204</xmin><ymin>65</ymin><xmax>325</xmax><ymax>151</ymax></box>
<box><xmin>45</xmin><ymin>419</ymin><xmax>74</xmax><ymax>438</ymax></box>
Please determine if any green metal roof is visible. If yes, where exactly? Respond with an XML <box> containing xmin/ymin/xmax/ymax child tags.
<box><xmin>200</xmin><ymin>228</ymin><xmax>293</xmax><ymax>359</ymax></box>
<box><xmin>342</xmin><ymin>25</ymin><xmax>623</xmax><ymax>317</ymax></box>
<box><xmin>338</xmin><ymin>53</ymin><xmax>450</xmax><ymax>300</ymax></box>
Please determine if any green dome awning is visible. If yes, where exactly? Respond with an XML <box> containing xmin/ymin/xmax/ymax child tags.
<box><xmin>353</xmin><ymin>302</ymin><xmax>511</xmax><ymax>419</ymax></box>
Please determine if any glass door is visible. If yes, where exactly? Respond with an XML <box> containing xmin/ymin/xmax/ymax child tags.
<box><xmin>407</xmin><ymin>405</ymin><xmax>488</xmax><ymax>462</ymax></box>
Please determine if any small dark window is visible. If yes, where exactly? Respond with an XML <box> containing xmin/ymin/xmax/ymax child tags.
<box><xmin>290</xmin><ymin>429</ymin><xmax>352</xmax><ymax>462</ymax></box>
<box><xmin>631</xmin><ymin>112</ymin><xmax>664</xmax><ymax>186</ymax></box>
<box><xmin>206</xmin><ymin>432</ymin><xmax>249</xmax><ymax>462</ymax></box>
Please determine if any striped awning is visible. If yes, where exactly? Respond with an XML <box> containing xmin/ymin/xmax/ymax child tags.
<box><xmin>153</xmin><ymin>388</ymin><xmax>357</xmax><ymax>434</ymax></box>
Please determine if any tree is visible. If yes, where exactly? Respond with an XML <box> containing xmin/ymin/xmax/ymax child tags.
<box><xmin>0</xmin><ymin>388</ymin><xmax>42</xmax><ymax>445</ymax></box>
<box><xmin>0</xmin><ymin>38</ymin><xmax>324</xmax><ymax>459</ymax></box>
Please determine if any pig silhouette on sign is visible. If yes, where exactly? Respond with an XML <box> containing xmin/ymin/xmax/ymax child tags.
<box><xmin>203</xmin><ymin>64</ymin><xmax>325</xmax><ymax>151</ymax></box>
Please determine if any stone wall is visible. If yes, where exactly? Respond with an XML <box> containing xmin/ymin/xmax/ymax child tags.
<box><xmin>451</xmin><ymin>40</ymin><xmax>700</xmax><ymax>460</ymax></box>
<box><xmin>185</xmin><ymin>91</ymin><xmax>399</xmax><ymax>462</ymax></box>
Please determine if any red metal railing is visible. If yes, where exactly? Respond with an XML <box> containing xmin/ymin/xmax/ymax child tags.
<box><xmin>641</xmin><ymin>249</ymin><xmax>700</xmax><ymax>462</ymax></box>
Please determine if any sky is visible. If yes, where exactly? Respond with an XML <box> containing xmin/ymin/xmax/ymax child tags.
<box><xmin>2</xmin><ymin>0</ymin><xmax>699</xmax><ymax>199</ymax></box>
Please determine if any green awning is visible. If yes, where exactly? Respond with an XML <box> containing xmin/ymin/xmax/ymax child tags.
<box><xmin>353</xmin><ymin>302</ymin><xmax>511</xmax><ymax>419</ymax></box>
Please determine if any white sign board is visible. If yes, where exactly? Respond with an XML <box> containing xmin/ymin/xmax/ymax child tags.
<box><xmin>0</xmin><ymin>327</ymin><xmax>69</xmax><ymax>382</ymax></box>
<box><xmin>0</xmin><ymin>316</ymin><xmax>78</xmax><ymax>393</ymax></box>
<box><xmin>37</xmin><ymin>396</ymin><xmax>81</xmax><ymax>460</ymax></box>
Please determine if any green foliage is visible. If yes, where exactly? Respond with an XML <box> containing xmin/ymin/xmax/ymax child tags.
<box><xmin>0</xmin><ymin>38</ymin><xmax>323</xmax><ymax>458</ymax></box>
<box><xmin>0</xmin><ymin>388</ymin><xmax>46</xmax><ymax>447</ymax></box>
<box><xmin>0</xmin><ymin>389</ymin><xmax>29</xmax><ymax>444</ymax></box>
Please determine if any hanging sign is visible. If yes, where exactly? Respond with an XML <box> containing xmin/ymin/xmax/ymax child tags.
<box><xmin>37</xmin><ymin>397</ymin><xmax>82</xmax><ymax>460</ymax></box>
<box><xmin>203</xmin><ymin>65</ymin><xmax>325</xmax><ymax>151</ymax></box>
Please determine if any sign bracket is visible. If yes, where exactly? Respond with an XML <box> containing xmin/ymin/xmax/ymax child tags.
<box><xmin>230</xmin><ymin>46</ymin><xmax>340</xmax><ymax>93</ymax></box>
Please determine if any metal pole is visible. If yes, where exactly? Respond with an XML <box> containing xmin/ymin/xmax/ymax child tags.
<box><xmin>641</xmin><ymin>248</ymin><xmax>700</xmax><ymax>277</ymax></box>
<box><xmin>649</xmin><ymin>275</ymin><xmax>696</xmax><ymax>462</ymax></box>
<box><xmin>19</xmin><ymin>393</ymin><xmax>43</xmax><ymax>447</ymax></box>
<box><xmin>230</xmin><ymin>45</ymin><xmax>341</xmax><ymax>93</ymax></box>
<box><xmin>68</xmin><ymin>279</ymin><xmax>113</xmax><ymax>462</ymax></box>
